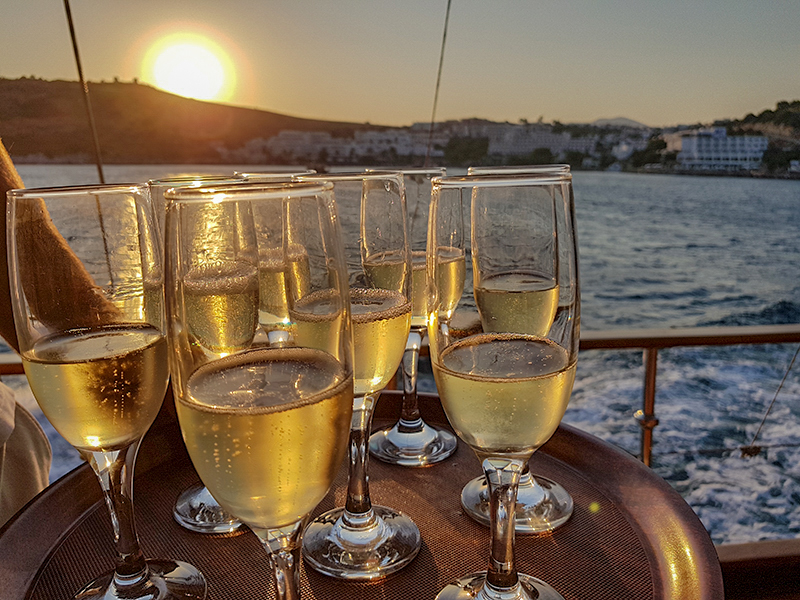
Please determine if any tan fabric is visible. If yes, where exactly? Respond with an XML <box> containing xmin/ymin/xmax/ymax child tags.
<box><xmin>0</xmin><ymin>382</ymin><xmax>51</xmax><ymax>527</ymax></box>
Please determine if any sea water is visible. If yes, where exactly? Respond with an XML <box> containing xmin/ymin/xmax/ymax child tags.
<box><xmin>10</xmin><ymin>165</ymin><xmax>800</xmax><ymax>545</ymax></box>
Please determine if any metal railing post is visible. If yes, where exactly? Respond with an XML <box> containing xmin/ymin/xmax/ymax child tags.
<box><xmin>636</xmin><ymin>347</ymin><xmax>660</xmax><ymax>466</ymax></box>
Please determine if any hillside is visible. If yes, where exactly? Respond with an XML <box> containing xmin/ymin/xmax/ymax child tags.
<box><xmin>724</xmin><ymin>100</ymin><xmax>800</xmax><ymax>147</ymax></box>
<box><xmin>0</xmin><ymin>77</ymin><xmax>377</xmax><ymax>163</ymax></box>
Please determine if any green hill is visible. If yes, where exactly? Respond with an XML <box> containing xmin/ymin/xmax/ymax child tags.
<box><xmin>0</xmin><ymin>77</ymin><xmax>376</xmax><ymax>163</ymax></box>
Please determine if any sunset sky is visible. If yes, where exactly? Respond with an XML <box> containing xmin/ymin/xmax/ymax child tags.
<box><xmin>3</xmin><ymin>0</ymin><xmax>799</xmax><ymax>128</ymax></box>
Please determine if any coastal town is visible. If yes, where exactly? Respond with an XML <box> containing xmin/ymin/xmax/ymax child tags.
<box><xmin>2</xmin><ymin>78</ymin><xmax>799</xmax><ymax>175</ymax></box>
<box><xmin>217</xmin><ymin>118</ymin><xmax>799</xmax><ymax>175</ymax></box>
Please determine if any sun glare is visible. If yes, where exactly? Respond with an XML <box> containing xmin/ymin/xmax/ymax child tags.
<box><xmin>143</xmin><ymin>33</ymin><xmax>235</xmax><ymax>102</ymax></box>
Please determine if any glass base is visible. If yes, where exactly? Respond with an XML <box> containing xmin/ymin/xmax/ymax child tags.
<box><xmin>461</xmin><ymin>474</ymin><xmax>573</xmax><ymax>534</ymax></box>
<box><xmin>369</xmin><ymin>420</ymin><xmax>458</xmax><ymax>467</ymax></box>
<box><xmin>173</xmin><ymin>483</ymin><xmax>243</xmax><ymax>534</ymax></box>
<box><xmin>74</xmin><ymin>560</ymin><xmax>207</xmax><ymax>600</ymax></box>
<box><xmin>302</xmin><ymin>504</ymin><xmax>421</xmax><ymax>580</ymax></box>
<box><xmin>436</xmin><ymin>572</ymin><xmax>564</xmax><ymax>600</ymax></box>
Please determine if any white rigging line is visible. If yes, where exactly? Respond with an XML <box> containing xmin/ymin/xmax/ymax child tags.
<box><xmin>425</xmin><ymin>0</ymin><xmax>452</xmax><ymax>167</ymax></box>
<box><xmin>740</xmin><ymin>343</ymin><xmax>800</xmax><ymax>457</ymax></box>
<box><xmin>63</xmin><ymin>0</ymin><xmax>105</xmax><ymax>183</ymax></box>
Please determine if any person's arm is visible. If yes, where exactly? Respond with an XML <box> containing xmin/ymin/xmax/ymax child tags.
<box><xmin>0</xmin><ymin>140</ymin><xmax>24</xmax><ymax>352</ymax></box>
<box><xmin>0</xmin><ymin>139</ymin><xmax>121</xmax><ymax>355</ymax></box>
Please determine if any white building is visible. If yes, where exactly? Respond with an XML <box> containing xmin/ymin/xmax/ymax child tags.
<box><xmin>677</xmin><ymin>128</ymin><xmax>768</xmax><ymax>171</ymax></box>
<box><xmin>264</xmin><ymin>128</ymin><xmax>444</xmax><ymax>162</ymax></box>
<box><xmin>483</xmin><ymin>124</ymin><xmax>596</xmax><ymax>158</ymax></box>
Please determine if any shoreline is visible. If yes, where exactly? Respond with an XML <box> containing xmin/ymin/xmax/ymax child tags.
<box><xmin>12</xmin><ymin>159</ymin><xmax>800</xmax><ymax>180</ymax></box>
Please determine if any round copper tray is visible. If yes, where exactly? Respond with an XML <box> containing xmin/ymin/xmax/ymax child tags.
<box><xmin>0</xmin><ymin>391</ymin><xmax>723</xmax><ymax>599</ymax></box>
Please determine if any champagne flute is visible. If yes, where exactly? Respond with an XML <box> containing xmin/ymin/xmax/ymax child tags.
<box><xmin>428</xmin><ymin>173</ymin><xmax>580</xmax><ymax>600</ymax></box>
<box><xmin>460</xmin><ymin>164</ymin><xmax>576</xmax><ymax>534</ymax></box>
<box><xmin>7</xmin><ymin>183</ymin><xmax>207</xmax><ymax>600</ymax></box>
<box><xmin>235</xmin><ymin>170</ymin><xmax>319</xmax><ymax>346</ymax></box>
<box><xmin>165</xmin><ymin>181</ymin><xmax>354</xmax><ymax>600</ymax></box>
<box><xmin>299</xmin><ymin>171</ymin><xmax>421</xmax><ymax>580</ymax></box>
<box><xmin>149</xmin><ymin>174</ymin><xmax>245</xmax><ymax>535</ymax></box>
<box><xmin>369</xmin><ymin>168</ymin><xmax>461</xmax><ymax>467</ymax></box>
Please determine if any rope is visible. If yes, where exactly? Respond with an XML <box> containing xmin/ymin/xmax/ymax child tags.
<box><xmin>739</xmin><ymin>343</ymin><xmax>800</xmax><ymax>457</ymax></box>
<box><xmin>63</xmin><ymin>0</ymin><xmax>105</xmax><ymax>183</ymax></box>
<box><xmin>655</xmin><ymin>440</ymin><xmax>800</xmax><ymax>459</ymax></box>
<box><xmin>425</xmin><ymin>0</ymin><xmax>452</xmax><ymax>167</ymax></box>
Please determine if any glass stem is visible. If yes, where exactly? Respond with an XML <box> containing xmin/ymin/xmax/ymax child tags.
<box><xmin>483</xmin><ymin>457</ymin><xmax>524</xmax><ymax>591</ymax></box>
<box><xmin>398</xmin><ymin>330</ymin><xmax>423</xmax><ymax>432</ymax></box>
<box><xmin>255</xmin><ymin>520</ymin><xmax>305</xmax><ymax>600</ymax></box>
<box><xmin>82</xmin><ymin>441</ymin><xmax>149</xmax><ymax>587</ymax></box>
<box><xmin>344</xmin><ymin>393</ymin><xmax>378</xmax><ymax>517</ymax></box>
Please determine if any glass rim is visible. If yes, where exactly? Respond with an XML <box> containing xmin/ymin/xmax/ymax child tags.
<box><xmin>7</xmin><ymin>182</ymin><xmax>147</xmax><ymax>198</ymax></box>
<box><xmin>468</xmin><ymin>164</ymin><xmax>571</xmax><ymax>174</ymax></box>
<box><xmin>147</xmin><ymin>174</ymin><xmax>244</xmax><ymax>186</ymax></box>
<box><xmin>164</xmin><ymin>179</ymin><xmax>334</xmax><ymax>203</ymax></box>
<box><xmin>296</xmin><ymin>170</ymin><xmax>403</xmax><ymax>182</ymax></box>
<box><xmin>367</xmin><ymin>167</ymin><xmax>446</xmax><ymax>176</ymax></box>
<box><xmin>235</xmin><ymin>169</ymin><xmax>317</xmax><ymax>178</ymax></box>
<box><xmin>432</xmin><ymin>172</ymin><xmax>572</xmax><ymax>188</ymax></box>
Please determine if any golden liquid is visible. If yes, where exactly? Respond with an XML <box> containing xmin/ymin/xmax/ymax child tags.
<box><xmin>436</xmin><ymin>246</ymin><xmax>466</xmax><ymax>321</ymax></box>
<box><xmin>22</xmin><ymin>324</ymin><xmax>168</xmax><ymax>451</ymax></box>
<box><xmin>362</xmin><ymin>250</ymin><xmax>407</xmax><ymax>293</ymax></box>
<box><xmin>258</xmin><ymin>246</ymin><xmax>311</xmax><ymax>331</ymax></box>
<box><xmin>184</xmin><ymin>262</ymin><xmax>259</xmax><ymax>354</ymax></box>
<box><xmin>432</xmin><ymin>333</ymin><xmax>575</xmax><ymax>456</ymax></box>
<box><xmin>475</xmin><ymin>272</ymin><xmax>559</xmax><ymax>336</ymax></box>
<box><xmin>410</xmin><ymin>248</ymin><xmax>466</xmax><ymax>327</ymax></box>
<box><xmin>410</xmin><ymin>251</ymin><xmax>428</xmax><ymax>326</ymax></box>
<box><xmin>289</xmin><ymin>289</ymin><xmax>345</xmax><ymax>360</ymax></box>
<box><xmin>177</xmin><ymin>347</ymin><xmax>353</xmax><ymax>529</ymax></box>
<box><xmin>350</xmin><ymin>288</ymin><xmax>411</xmax><ymax>396</ymax></box>
<box><xmin>143</xmin><ymin>279</ymin><xmax>163</xmax><ymax>328</ymax></box>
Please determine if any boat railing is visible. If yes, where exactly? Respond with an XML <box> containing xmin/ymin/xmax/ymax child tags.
<box><xmin>2</xmin><ymin>322</ymin><xmax>800</xmax><ymax>466</ymax></box>
<box><xmin>580</xmin><ymin>323</ymin><xmax>800</xmax><ymax>465</ymax></box>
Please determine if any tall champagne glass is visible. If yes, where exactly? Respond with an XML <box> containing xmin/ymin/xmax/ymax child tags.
<box><xmin>299</xmin><ymin>171</ymin><xmax>421</xmax><ymax>580</ymax></box>
<box><xmin>165</xmin><ymin>181</ymin><xmax>354</xmax><ymax>600</ymax></box>
<box><xmin>460</xmin><ymin>164</ymin><xmax>576</xmax><ymax>534</ymax></box>
<box><xmin>235</xmin><ymin>170</ymin><xmax>319</xmax><ymax>346</ymax></box>
<box><xmin>369</xmin><ymin>168</ymin><xmax>460</xmax><ymax>466</ymax></box>
<box><xmin>149</xmin><ymin>174</ymin><xmax>245</xmax><ymax>535</ymax></box>
<box><xmin>7</xmin><ymin>183</ymin><xmax>207</xmax><ymax>600</ymax></box>
<box><xmin>428</xmin><ymin>173</ymin><xmax>580</xmax><ymax>600</ymax></box>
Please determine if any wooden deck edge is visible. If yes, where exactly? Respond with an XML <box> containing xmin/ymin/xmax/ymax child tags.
<box><xmin>717</xmin><ymin>540</ymin><xmax>800</xmax><ymax>599</ymax></box>
<box><xmin>717</xmin><ymin>538</ymin><xmax>800</xmax><ymax>565</ymax></box>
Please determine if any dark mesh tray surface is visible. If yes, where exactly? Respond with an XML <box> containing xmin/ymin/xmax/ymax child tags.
<box><xmin>0</xmin><ymin>391</ymin><xmax>723</xmax><ymax>600</ymax></box>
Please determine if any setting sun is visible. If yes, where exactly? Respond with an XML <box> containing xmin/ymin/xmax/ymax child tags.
<box><xmin>143</xmin><ymin>33</ymin><xmax>235</xmax><ymax>102</ymax></box>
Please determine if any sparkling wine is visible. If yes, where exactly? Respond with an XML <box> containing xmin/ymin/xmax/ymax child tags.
<box><xmin>290</xmin><ymin>288</ymin><xmax>345</xmax><ymax>359</ymax></box>
<box><xmin>474</xmin><ymin>271</ymin><xmax>559</xmax><ymax>336</ymax></box>
<box><xmin>177</xmin><ymin>347</ymin><xmax>353</xmax><ymax>529</ymax></box>
<box><xmin>350</xmin><ymin>288</ymin><xmax>411</xmax><ymax>396</ymax></box>
<box><xmin>258</xmin><ymin>245</ymin><xmax>311</xmax><ymax>331</ymax></box>
<box><xmin>410</xmin><ymin>251</ymin><xmax>428</xmax><ymax>327</ymax></box>
<box><xmin>22</xmin><ymin>324</ymin><xmax>168</xmax><ymax>451</ymax></box>
<box><xmin>410</xmin><ymin>247</ymin><xmax>466</xmax><ymax>328</ymax></box>
<box><xmin>434</xmin><ymin>246</ymin><xmax>466</xmax><ymax>322</ymax></box>
<box><xmin>432</xmin><ymin>333</ymin><xmax>575</xmax><ymax>455</ymax></box>
<box><xmin>362</xmin><ymin>250</ymin><xmax>407</xmax><ymax>293</ymax></box>
<box><xmin>183</xmin><ymin>262</ymin><xmax>259</xmax><ymax>353</ymax></box>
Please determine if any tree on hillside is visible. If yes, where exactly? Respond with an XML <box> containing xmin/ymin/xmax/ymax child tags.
<box><xmin>444</xmin><ymin>137</ymin><xmax>489</xmax><ymax>166</ymax></box>
<box><xmin>629</xmin><ymin>138</ymin><xmax>666</xmax><ymax>168</ymax></box>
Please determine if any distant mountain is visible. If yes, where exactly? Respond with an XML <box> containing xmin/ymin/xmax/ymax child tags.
<box><xmin>590</xmin><ymin>117</ymin><xmax>650</xmax><ymax>129</ymax></box>
<box><xmin>0</xmin><ymin>77</ymin><xmax>377</xmax><ymax>163</ymax></box>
